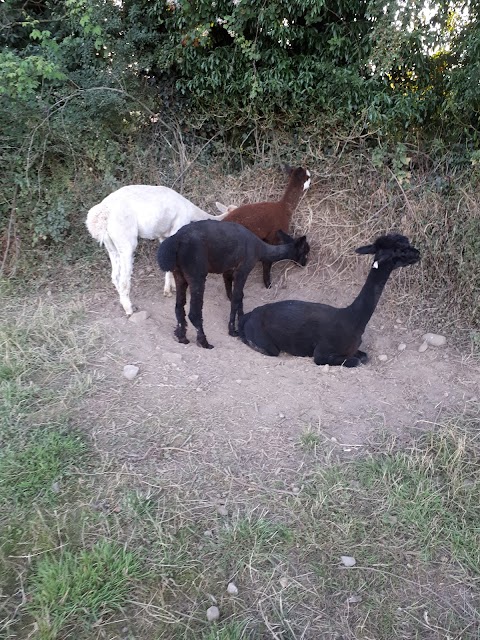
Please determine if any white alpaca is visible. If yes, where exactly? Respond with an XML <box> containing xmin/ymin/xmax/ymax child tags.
<box><xmin>86</xmin><ymin>185</ymin><xmax>229</xmax><ymax>315</ymax></box>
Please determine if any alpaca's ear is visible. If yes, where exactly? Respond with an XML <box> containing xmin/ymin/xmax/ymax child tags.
<box><xmin>215</xmin><ymin>201</ymin><xmax>228</xmax><ymax>214</ymax></box>
<box><xmin>355</xmin><ymin>244</ymin><xmax>376</xmax><ymax>255</ymax></box>
<box><xmin>277</xmin><ymin>229</ymin><xmax>292</xmax><ymax>243</ymax></box>
<box><xmin>283</xmin><ymin>164</ymin><xmax>294</xmax><ymax>175</ymax></box>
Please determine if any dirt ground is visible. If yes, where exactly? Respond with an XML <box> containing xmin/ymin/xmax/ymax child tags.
<box><xmin>85</xmin><ymin>245</ymin><xmax>479</xmax><ymax>498</ymax></box>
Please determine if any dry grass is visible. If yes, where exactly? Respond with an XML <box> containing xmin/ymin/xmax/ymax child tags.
<box><xmin>1</xmin><ymin>278</ymin><xmax>479</xmax><ymax>639</ymax></box>
<box><xmin>166</xmin><ymin>148</ymin><xmax>479</xmax><ymax>344</ymax></box>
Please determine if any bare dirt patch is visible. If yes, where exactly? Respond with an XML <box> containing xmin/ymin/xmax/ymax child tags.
<box><xmin>85</xmin><ymin>244</ymin><xmax>478</xmax><ymax>491</ymax></box>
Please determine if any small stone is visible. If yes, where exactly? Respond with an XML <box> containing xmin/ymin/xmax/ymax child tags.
<box><xmin>418</xmin><ymin>342</ymin><xmax>429</xmax><ymax>353</ymax></box>
<box><xmin>217</xmin><ymin>505</ymin><xmax>228</xmax><ymax>517</ymax></box>
<box><xmin>51</xmin><ymin>481</ymin><xmax>60</xmax><ymax>494</ymax></box>
<box><xmin>292</xmin><ymin>486</ymin><xmax>300</xmax><ymax>494</ymax></box>
<box><xmin>279</xmin><ymin>413</ymin><xmax>285</xmax><ymax>419</ymax></box>
<box><xmin>188</xmin><ymin>374</ymin><xmax>199</xmax><ymax>381</ymax></box>
<box><xmin>398</xmin><ymin>343</ymin><xmax>407</xmax><ymax>351</ymax></box>
<box><xmin>396</xmin><ymin>318</ymin><xmax>402</xmax><ymax>324</ymax></box>
<box><xmin>203</xmin><ymin>529</ymin><xmax>213</xmax><ymax>538</ymax></box>
<box><xmin>347</xmin><ymin>594</ymin><xmax>362</xmax><ymax>604</ymax></box>
<box><xmin>227</xmin><ymin>582</ymin><xmax>238</xmax><ymax>595</ymax></box>
<box><xmin>279</xmin><ymin>576</ymin><xmax>290</xmax><ymax>588</ymax></box>
<box><xmin>378</xmin><ymin>354</ymin><xmax>388</xmax><ymax>362</ymax></box>
<box><xmin>162</xmin><ymin>351</ymin><xmax>183</xmax><ymax>364</ymax></box>
<box><xmin>422</xmin><ymin>333</ymin><xmax>447</xmax><ymax>347</ymax></box>
<box><xmin>340</xmin><ymin>555</ymin><xmax>356</xmax><ymax>567</ymax></box>
<box><xmin>123</xmin><ymin>364</ymin><xmax>139</xmax><ymax>380</ymax></box>
<box><xmin>235</xmin><ymin>379</ymin><xmax>242</xmax><ymax>384</ymax></box>
<box><xmin>206</xmin><ymin>606</ymin><xmax>220</xmax><ymax>622</ymax></box>
<box><xmin>323</xmin><ymin>364</ymin><xmax>330</xmax><ymax>373</ymax></box>
<box><xmin>129</xmin><ymin>310</ymin><xmax>150</xmax><ymax>323</ymax></box>
<box><xmin>46</xmin><ymin>289</ymin><xmax>52</xmax><ymax>297</ymax></box>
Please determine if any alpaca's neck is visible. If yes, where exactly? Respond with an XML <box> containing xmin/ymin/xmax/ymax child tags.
<box><xmin>281</xmin><ymin>184</ymin><xmax>303</xmax><ymax>213</ymax></box>
<box><xmin>346</xmin><ymin>264</ymin><xmax>394</xmax><ymax>330</ymax></box>
<box><xmin>192</xmin><ymin>207</ymin><xmax>215</xmax><ymax>221</ymax></box>
<box><xmin>262</xmin><ymin>242</ymin><xmax>297</xmax><ymax>263</ymax></box>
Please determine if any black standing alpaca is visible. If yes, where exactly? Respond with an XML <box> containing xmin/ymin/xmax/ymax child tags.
<box><xmin>157</xmin><ymin>220</ymin><xmax>310</xmax><ymax>349</ymax></box>
<box><xmin>239</xmin><ymin>234</ymin><xmax>420</xmax><ymax>367</ymax></box>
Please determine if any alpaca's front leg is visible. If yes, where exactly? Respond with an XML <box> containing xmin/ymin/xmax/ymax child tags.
<box><xmin>313</xmin><ymin>346</ymin><xmax>364</xmax><ymax>367</ymax></box>
<box><xmin>223</xmin><ymin>270</ymin><xmax>234</xmax><ymax>300</ymax></box>
<box><xmin>229</xmin><ymin>271</ymin><xmax>249</xmax><ymax>336</ymax></box>
<box><xmin>262</xmin><ymin>260</ymin><xmax>273</xmax><ymax>289</ymax></box>
<box><xmin>355</xmin><ymin>350</ymin><xmax>369</xmax><ymax>364</ymax></box>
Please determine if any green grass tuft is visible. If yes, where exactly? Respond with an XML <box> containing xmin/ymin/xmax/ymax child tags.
<box><xmin>299</xmin><ymin>429</ymin><xmax>321</xmax><ymax>452</ymax></box>
<box><xmin>356</xmin><ymin>425</ymin><xmax>480</xmax><ymax>572</ymax></box>
<box><xmin>214</xmin><ymin>515</ymin><xmax>293</xmax><ymax>576</ymax></box>
<box><xmin>27</xmin><ymin>541</ymin><xmax>144</xmax><ymax>639</ymax></box>
<box><xmin>201</xmin><ymin>621</ymin><xmax>249</xmax><ymax>639</ymax></box>
<box><xmin>0</xmin><ymin>429</ymin><xmax>87</xmax><ymax>507</ymax></box>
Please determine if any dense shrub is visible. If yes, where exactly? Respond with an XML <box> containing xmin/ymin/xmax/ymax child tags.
<box><xmin>0</xmin><ymin>1</ymin><xmax>478</xmax><ymax>325</ymax></box>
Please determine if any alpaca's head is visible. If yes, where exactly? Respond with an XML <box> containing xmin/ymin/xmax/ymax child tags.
<box><xmin>277</xmin><ymin>230</ymin><xmax>310</xmax><ymax>266</ymax></box>
<box><xmin>284</xmin><ymin>165</ymin><xmax>311</xmax><ymax>192</ymax></box>
<box><xmin>355</xmin><ymin>234</ymin><xmax>420</xmax><ymax>270</ymax></box>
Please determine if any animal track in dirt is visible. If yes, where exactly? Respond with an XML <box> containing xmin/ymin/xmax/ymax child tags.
<box><xmin>85</xmin><ymin>250</ymin><xmax>479</xmax><ymax>492</ymax></box>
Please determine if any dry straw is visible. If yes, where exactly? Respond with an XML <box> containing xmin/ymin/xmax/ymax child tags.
<box><xmin>180</xmin><ymin>153</ymin><xmax>479</xmax><ymax>341</ymax></box>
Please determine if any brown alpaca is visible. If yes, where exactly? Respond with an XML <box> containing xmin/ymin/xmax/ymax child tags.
<box><xmin>216</xmin><ymin>166</ymin><xmax>311</xmax><ymax>287</ymax></box>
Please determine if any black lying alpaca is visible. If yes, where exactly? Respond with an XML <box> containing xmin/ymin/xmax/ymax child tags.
<box><xmin>239</xmin><ymin>234</ymin><xmax>420</xmax><ymax>367</ymax></box>
<box><xmin>157</xmin><ymin>219</ymin><xmax>310</xmax><ymax>349</ymax></box>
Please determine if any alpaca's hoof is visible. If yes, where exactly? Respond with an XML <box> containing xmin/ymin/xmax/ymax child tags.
<box><xmin>229</xmin><ymin>329</ymin><xmax>239</xmax><ymax>337</ymax></box>
<box><xmin>174</xmin><ymin>328</ymin><xmax>189</xmax><ymax>344</ymax></box>
<box><xmin>125</xmin><ymin>304</ymin><xmax>138</xmax><ymax>317</ymax></box>
<box><xmin>163</xmin><ymin>290</ymin><xmax>173</xmax><ymax>298</ymax></box>
<box><xmin>197</xmin><ymin>338</ymin><xmax>214</xmax><ymax>349</ymax></box>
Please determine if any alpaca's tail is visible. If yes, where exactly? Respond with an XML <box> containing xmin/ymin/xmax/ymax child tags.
<box><xmin>157</xmin><ymin>235</ymin><xmax>178</xmax><ymax>272</ymax></box>
<box><xmin>85</xmin><ymin>203</ymin><xmax>110</xmax><ymax>245</ymax></box>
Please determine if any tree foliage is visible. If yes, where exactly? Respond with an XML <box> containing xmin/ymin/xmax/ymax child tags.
<box><xmin>0</xmin><ymin>0</ymin><xmax>479</xmax><ymax>249</ymax></box>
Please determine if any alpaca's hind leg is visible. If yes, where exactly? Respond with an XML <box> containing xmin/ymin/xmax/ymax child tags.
<box><xmin>103</xmin><ymin>237</ymin><xmax>121</xmax><ymax>292</ymax></box>
<box><xmin>262</xmin><ymin>261</ymin><xmax>273</xmax><ymax>289</ymax></box>
<box><xmin>117</xmin><ymin>249</ymin><xmax>136</xmax><ymax>316</ymax></box>
<box><xmin>228</xmin><ymin>271</ymin><xmax>249</xmax><ymax>337</ymax></box>
<box><xmin>187</xmin><ymin>277</ymin><xmax>213</xmax><ymax>349</ymax></box>
<box><xmin>173</xmin><ymin>271</ymin><xmax>189</xmax><ymax>344</ymax></box>
<box><xmin>163</xmin><ymin>271</ymin><xmax>176</xmax><ymax>297</ymax></box>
